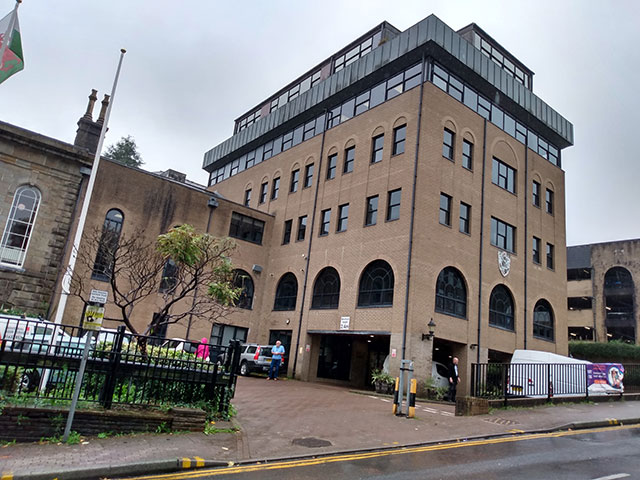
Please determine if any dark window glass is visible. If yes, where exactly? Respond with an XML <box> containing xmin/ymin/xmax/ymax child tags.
<box><xmin>303</xmin><ymin>120</ymin><xmax>316</xmax><ymax>141</ymax></box>
<box><xmin>533</xmin><ymin>300</ymin><xmax>554</xmax><ymax>341</ymax></box>
<box><xmin>297</xmin><ymin>215</ymin><xmax>307</xmax><ymax>241</ymax></box>
<box><xmin>290</xmin><ymin>169</ymin><xmax>299</xmax><ymax>193</ymax></box>
<box><xmin>311</xmin><ymin>267</ymin><xmax>340</xmax><ymax>309</ymax></box>
<box><xmin>274</xmin><ymin>273</ymin><xmax>298</xmax><ymax>311</ymax></box>
<box><xmin>604</xmin><ymin>266</ymin><xmax>634</xmax><ymax>289</ymax></box>
<box><xmin>341</xmin><ymin>98</ymin><xmax>355</xmax><ymax>122</ymax></box>
<box><xmin>282</xmin><ymin>219</ymin><xmax>292</xmax><ymax>245</ymax></box>
<box><xmin>386</xmin><ymin>72</ymin><xmax>404</xmax><ymax>99</ymax></box>
<box><xmin>233</xmin><ymin>269</ymin><xmax>254</xmax><ymax>309</ymax></box>
<box><xmin>462</xmin><ymin>140</ymin><xmax>473</xmax><ymax>170</ymax></box>
<box><xmin>489</xmin><ymin>285</ymin><xmax>514</xmax><ymax>330</ymax></box>
<box><xmin>532</xmin><ymin>181</ymin><xmax>541</xmax><ymax>207</ymax></box>
<box><xmin>282</xmin><ymin>131</ymin><xmax>293</xmax><ymax>151</ymax></box>
<box><xmin>370</xmin><ymin>82</ymin><xmax>385</xmax><ymax>108</ymax></box>
<box><xmin>442</xmin><ymin>128</ymin><xmax>454</xmax><ymax>160</ymax></box>
<box><xmin>533</xmin><ymin>236</ymin><xmax>541</xmax><ymax>264</ymax></box>
<box><xmin>337</xmin><ymin>204</ymin><xmax>349</xmax><ymax>232</ymax></box>
<box><xmin>304</xmin><ymin>164</ymin><xmax>314</xmax><ymax>188</ymax></box>
<box><xmin>546</xmin><ymin>243</ymin><xmax>554</xmax><ymax>270</ymax></box>
<box><xmin>435</xmin><ymin>267</ymin><xmax>467</xmax><ymax>318</ymax></box>
<box><xmin>365</xmin><ymin>195</ymin><xmax>378</xmax><ymax>226</ymax></box>
<box><xmin>490</xmin><ymin>217</ymin><xmax>515</xmax><ymax>253</ymax></box>
<box><xmin>358</xmin><ymin>260</ymin><xmax>395</xmax><ymax>307</ymax></box>
<box><xmin>327</xmin><ymin>154</ymin><xmax>337</xmax><ymax>179</ymax></box>
<box><xmin>546</xmin><ymin>189</ymin><xmax>554</xmax><ymax>214</ymax></box>
<box><xmin>387</xmin><ymin>189</ymin><xmax>401</xmax><ymax>221</ymax></box>
<box><xmin>371</xmin><ymin>134</ymin><xmax>384</xmax><ymax>163</ymax></box>
<box><xmin>459</xmin><ymin>202</ymin><xmax>470</xmax><ymax>234</ymax></box>
<box><xmin>259</xmin><ymin>182</ymin><xmax>268</xmax><ymax>204</ymax></box>
<box><xmin>92</xmin><ymin>209</ymin><xmax>124</xmax><ymax>281</ymax></box>
<box><xmin>492</xmin><ymin>157</ymin><xmax>516</xmax><ymax>193</ymax></box>
<box><xmin>319</xmin><ymin>209</ymin><xmax>331</xmax><ymax>236</ymax></box>
<box><xmin>158</xmin><ymin>259</ymin><xmax>178</xmax><ymax>293</ymax></box>
<box><xmin>244</xmin><ymin>189</ymin><xmax>251</xmax><ymax>206</ymax></box>
<box><xmin>439</xmin><ymin>193</ymin><xmax>451</xmax><ymax>226</ymax></box>
<box><xmin>271</xmin><ymin>177</ymin><xmax>280</xmax><ymax>200</ymax></box>
<box><xmin>355</xmin><ymin>91</ymin><xmax>370</xmax><ymax>115</ymax></box>
<box><xmin>229</xmin><ymin>212</ymin><xmax>265</xmax><ymax>245</ymax></box>
<box><xmin>344</xmin><ymin>147</ymin><xmax>355</xmax><ymax>174</ymax></box>
<box><xmin>393</xmin><ymin>125</ymin><xmax>406</xmax><ymax>155</ymax></box>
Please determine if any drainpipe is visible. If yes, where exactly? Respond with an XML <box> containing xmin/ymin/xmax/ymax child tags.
<box><xmin>523</xmin><ymin>144</ymin><xmax>529</xmax><ymax>349</ymax></box>
<box><xmin>476</xmin><ymin>119</ymin><xmax>488</xmax><ymax>364</ymax></box>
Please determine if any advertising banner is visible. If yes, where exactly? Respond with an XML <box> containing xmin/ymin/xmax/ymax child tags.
<box><xmin>587</xmin><ymin>363</ymin><xmax>624</xmax><ymax>394</ymax></box>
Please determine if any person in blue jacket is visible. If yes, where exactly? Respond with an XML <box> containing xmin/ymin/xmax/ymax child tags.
<box><xmin>267</xmin><ymin>340</ymin><xmax>285</xmax><ymax>380</ymax></box>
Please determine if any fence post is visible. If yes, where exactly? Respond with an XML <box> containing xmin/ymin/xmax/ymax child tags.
<box><xmin>99</xmin><ymin>325</ymin><xmax>125</xmax><ymax>409</ymax></box>
<box><xmin>547</xmin><ymin>363</ymin><xmax>553</xmax><ymax>400</ymax></box>
<box><xmin>503</xmin><ymin>363</ymin><xmax>508</xmax><ymax>407</ymax></box>
<box><xmin>585</xmin><ymin>364</ymin><xmax>589</xmax><ymax>400</ymax></box>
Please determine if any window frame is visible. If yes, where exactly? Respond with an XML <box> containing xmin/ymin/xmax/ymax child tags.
<box><xmin>326</xmin><ymin>154</ymin><xmax>337</xmax><ymax>180</ymax></box>
<box><xmin>371</xmin><ymin>134</ymin><xmax>384</xmax><ymax>163</ymax></box>
<box><xmin>259</xmin><ymin>182</ymin><xmax>268</xmax><ymax>204</ymax></box>
<box><xmin>304</xmin><ymin>164</ymin><xmax>314</xmax><ymax>188</ymax></box>
<box><xmin>442</xmin><ymin>128</ymin><xmax>455</xmax><ymax>160</ymax></box>
<box><xmin>459</xmin><ymin>202</ymin><xmax>471</xmax><ymax>234</ymax></box>
<box><xmin>365</xmin><ymin>195</ymin><xmax>378</xmax><ymax>226</ymax></box>
<box><xmin>462</xmin><ymin>139</ymin><xmax>473</xmax><ymax>170</ymax></box>
<box><xmin>435</xmin><ymin>266</ymin><xmax>467</xmax><ymax>319</ymax></box>
<box><xmin>337</xmin><ymin>204</ymin><xmax>349</xmax><ymax>232</ymax></box>
<box><xmin>319</xmin><ymin>209</ymin><xmax>331</xmax><ymax>236</ymax></box>
<box><xmin>439</xmin><ymin>193</ymin><xmax>452</xmax><ymax>226</ymax></box>
<box><xmin>545</xmin><ymin>188</ymin><xmax>554</xmax><ymax>215</ymax></box>
<box><xmin>273</xmin><ymin>272</ymin><xmax>298</xmax><ymax>311</ymax></box>
<box><xmin>290</xmin><ymin>169</ymin><xmax>300</xmax><ymax>193</ymax></box>
<box><xmin>311</xmin><ymin>267</ymin><xmax>341</xmax><ymax>309</ymax></box>
<box><xmin>0</xmin><ymin>186</ymin><xmax>42</xmax><ymax>268</ymax></box>
<box><xmin>386</xmin><ymin>189</ymin><xmax>402</xmax><ymax>222</ymax></box>
<box><xmin>532</xmin><ymin>180</ymin><xmax>541</xmax><ymax>207</ymax></box>
<box><xmin>533</xmin><ymin>299</ymin><xmax>554</xmax><ymax>341</ymax></box>
<box><xmin>392</xmin><ymin>124</ymin><xmax>406</xmax><ymax>156</ymax></box>
<box><xmin>91</xmin><ymin>208</ymin><xmax>124</xmax><ymax>281</ymax></box>
<box><xmin>271</xmin><ymin>177</ymin><xmax>280</xmax><ymax>200</ymax></box>
<box><xmin>357</xmin><ymin>260</ymin><xmax>395</xmax><ymax>307</ymax></box>
<box><xmin>296</xmin><ymin>215</ymin><xmax>307</xmax><ymax>241</ymax></box>
<box><xmin>244</xmin><ymin>188</ymin><xmax>252</xmax><ymax>206</ymax></box>
<box><xmin>490</xmin><ymin>217</ymin><xmax>516</xmax><ymax>253</ymax></box>
<box><xmin>546</xmin><ymin>242</ymin><xmax>554</xmax><ymax>270</ymax></box>
<box><xmin>532</xmin><ymin>236</ymin><xmax>541</xmax><ymax>264</ymax></box>
<box><xmin>489</xmin><ymin>284</ymin><xmax>515</xmax><ymax>331</ymax></box>
<box><xmin>343</xmin><ymin>146</ymin><xmax>355</xmax><ymax>174</ymax></box>
<box><xmin>492</xmin><ymin>157</ymin><xmax>516</xmax><ymax>194</ymax></box>
<box><xmin>282</xmin><ymin>219</ymin><xmax>293</xmax><ymax>245</ymax></box>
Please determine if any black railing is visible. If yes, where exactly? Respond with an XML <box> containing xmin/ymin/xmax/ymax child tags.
<box><xmin>0</xmin><ymin>317</ymin><xmax>240</xmax><ymax>415</ymax></box>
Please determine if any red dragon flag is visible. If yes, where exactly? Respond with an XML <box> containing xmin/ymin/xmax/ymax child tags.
<box><xmin>0</xmin><ymin>1</ymin><xmax>24</xmax><ymax>85</ymax></box>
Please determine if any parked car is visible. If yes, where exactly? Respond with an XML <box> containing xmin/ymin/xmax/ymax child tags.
<box><xmin>237</xmin><ymin>343</ymin><xmax>286</xmax><ymax>376</ymax></box>
<box><xmin>161</xmin><ymin>338</ymin><xmax>198</xmax><ymax>355</ymax></box>
<box><xmin>431</xmin><ymin>361</ymin><xmax>450</xmax><ymax>389</ymax></box>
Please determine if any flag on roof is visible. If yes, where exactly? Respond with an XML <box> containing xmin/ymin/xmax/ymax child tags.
<box><xmin>0</xmin><ymin>3</ymin><xmax>24</xmax><ymax>85</ymax></box>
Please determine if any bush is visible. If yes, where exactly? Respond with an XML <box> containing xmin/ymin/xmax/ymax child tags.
<box><xmin>569</xmin><ymin>341</ymin><xmax>640</xmax><ymax>363</ymax></box>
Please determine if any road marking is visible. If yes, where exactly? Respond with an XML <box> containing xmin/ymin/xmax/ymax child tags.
<box><xmin>423</xmin><ymin>407</ymin><xmax>438</xmax><ymax>413</ymax></box>
<box><xmin>592</xmin><ymin>474</ymin><xmax>630</xmax><ymax>480</ymax></box>
<box><xmin>440</xmin><ymin>411</ymin><xmax>454</xmax><ymax>416</ymax></box>
<box><xmin>123</xmin><ymin>424</ymin><xmax>640</xmax><ymax>480</ymax></box>
<box><xmin>380</xmin><ymin>398</ymin><xmax>391</xmax><ymax>402</ymax></box>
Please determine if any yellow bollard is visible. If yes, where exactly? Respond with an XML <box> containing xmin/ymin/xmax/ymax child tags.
<box><xmin>392</xmin><ymin>376</ymin><xmax>400</xmax><ymax>414</ymax></box>
<box><xmin>408</xmin><ymin>378</ymin><xmax>417</xmax><ymax>418</ymax></box>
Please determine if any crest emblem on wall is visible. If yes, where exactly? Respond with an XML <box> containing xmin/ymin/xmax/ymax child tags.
<box><xmin>498</xmin><ymin>251</ymin><xmax>511</xmax><ymax>277</ymax></box>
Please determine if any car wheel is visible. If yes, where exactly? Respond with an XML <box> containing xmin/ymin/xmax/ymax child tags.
<box><xmin>239</xmin><ymin>361</ymin><xmax>249</xmax><ymax>376</ymax></box>
<box><xmin>20</xmin><ymin>369</ymin><xmax>40</xmax><ymax>392</ymax></box>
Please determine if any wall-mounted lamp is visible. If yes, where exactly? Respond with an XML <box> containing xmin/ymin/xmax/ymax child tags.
<box><xmin>421</xmin><ymin>318</ymin><xmax>437</xmax><ymax>341</ymax></box>
<box><xmin>469</xmin><ymin>343</ymin><xmax>478</xmax><ymax>350</ymax></box>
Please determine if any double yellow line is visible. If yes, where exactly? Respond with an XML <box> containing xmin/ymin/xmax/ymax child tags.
<box><xmin>124</xmin><ymin>423</ymin><xmax>640</xmax><ymax>479</ymax></box>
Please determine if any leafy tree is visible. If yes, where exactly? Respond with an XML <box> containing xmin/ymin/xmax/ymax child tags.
<box><xmin>104</xmin><ymin>135</ymin><xmax>143</xmax><ymax>167</ymax></box>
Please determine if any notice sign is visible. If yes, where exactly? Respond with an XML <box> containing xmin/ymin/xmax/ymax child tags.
<box><xmin>391</xmin><ymin>348</ymin><xmax>397</xmax><ymax>358</ymax></box>
<box><xmin>89</xmin><ymin>289</ymin><xmax>108</xmax><ymax>304</ymax></box>
<box><xmin>340</xmin><ymin>316</ymin><xmax>350</xmax><ymax>330</ymax></box>
<box><xmin>83</xmin><ymin>305</ymin><xmax>105</xmax><ymax>331</ymax></box>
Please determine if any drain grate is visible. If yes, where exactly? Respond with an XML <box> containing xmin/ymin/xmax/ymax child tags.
<box><xmin>292</xmin><ymin>437</ymin><xmax>333</xmax><ymax>448</ymax></box>
<box><xmin>483</xmin><ymin>417</ymin><xmax>520</xmax><ymax>426</ymax></box>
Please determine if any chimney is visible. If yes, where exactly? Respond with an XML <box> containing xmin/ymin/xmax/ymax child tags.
<box><xmin>74</xmin><ymin>89</ymin><xmax>107</xmax><ymax>154</ymax></box>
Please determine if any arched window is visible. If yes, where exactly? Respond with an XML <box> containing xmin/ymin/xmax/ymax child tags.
<box><xmin>274</xmin><ymin>273</ymin><xmax>298</xmax><ymax>311</ymax></box>
<box><xmin>159</xmin><ymin>259</ymin><xmax>178</xmax><ymax>293</ymax></box>
<box><xmin>604</xmin><ymin>267</ymin><xmax>633</xmax><ymax>289</ymax></box>
<box><xmin>0</xmin><ymin>186</ymin><xmax>41</xmax><ymax>267</ymax></box>
<box><xmin>311</xmin><ymin>267</ymin><xmax>340</xmax><ymax>309</ymax></box>
<box><xmin>358</xmin><ymin>260</ymin><xmax>394</xmax><ymax>307</ymax></box>
<box><xmin>435</xmin><ymin>267</ymin><xmax>467</xmax><ymax>318</ymax></box>
<box><xmin>533</xmin><ymin>299</ymin><xmax>554</xmax><ymax>341</ymax></box>
<box><xmin>489</xmin><ymin>285</ymin><xmax>514</xmax><ymax>331</ymax></box>
<box><xmin>233</xmin><ymin>269</ymin><xmax>254</xmax><ymax>310</ymax></box>
<box><xmin>92</xmin><ymin>208</ymin><xmax>124</xmax><ymax>281</ymax></box>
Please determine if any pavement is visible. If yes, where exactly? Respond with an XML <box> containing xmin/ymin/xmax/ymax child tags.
<box><xmin>2</xmin><ymin>375</ymin><xmax>640</xmax><ymax>479</ymax></box>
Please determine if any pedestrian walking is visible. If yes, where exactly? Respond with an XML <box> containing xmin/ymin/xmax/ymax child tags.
<box><xmin>196</xmin><ymin>337</ymin><xmax>210</xmax><ymax>361</ymax></box>
<box><xmin>447</xmin><ymin>357</ymin><xmax>460</xmax><ymax>402</ymax></box>
<box><xmin>267</xmin><ymin>340</ymin><xmax>285</xmax><ymax>380</ymax></box>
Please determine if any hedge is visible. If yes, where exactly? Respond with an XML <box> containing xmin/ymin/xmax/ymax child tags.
<box><xmin>569</xmin><ymin>340</ymin><xmax>640</xmax><ymax>363</ymax></box>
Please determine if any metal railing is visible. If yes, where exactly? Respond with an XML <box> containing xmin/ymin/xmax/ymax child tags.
<box><xmin>0</xmin><ymin>317</ymin><xmax>241</xmax><ymax>414</ymax></box>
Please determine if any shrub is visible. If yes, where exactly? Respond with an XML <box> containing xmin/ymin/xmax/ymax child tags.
<box><xmin>569</xmin><ymin>341</ymin><xmax>640</xmax><ymax>363</ymax></box>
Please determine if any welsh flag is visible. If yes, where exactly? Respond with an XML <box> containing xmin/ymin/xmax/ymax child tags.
<box><xmin>0</xmin><ymin>6</ymin><xmax>24</xmax><ymax>85</ymax></box>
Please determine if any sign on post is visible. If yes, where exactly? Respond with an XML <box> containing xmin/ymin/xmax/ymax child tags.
<box><xmin>340</xmin><ymin>316</ymin><xmax>350</xmax><ymax>330</ymax></box>
<box><xmin>89</xmin><ymin>289</ymin><xmax>108</xmax><ymax>304</ymax></box>
<box><xmin>83</xmin><ymin>305</ymin><xmax>105</xmax><ymax>331</ymax></box>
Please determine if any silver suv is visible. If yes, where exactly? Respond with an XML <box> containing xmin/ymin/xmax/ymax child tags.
<box><xmin>238</xmin><ymin>344</ymin><xmax>285</xmax><ymax>376</ymax></box>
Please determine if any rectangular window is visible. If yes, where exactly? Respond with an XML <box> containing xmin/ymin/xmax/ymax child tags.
<box><xmin>297</xmin><ymin>215</ymin><xmax>307</xmax><ymax>241</ymax></box>
<box><xmin>387</xmin><ymin>189</ymin><xmax>401</xmax><ymax>221</ymax></box>
<box><xmin>532</xmin><ymin>180</ymin><xmax>541</xmax><ymax>207</ymax></box>
<box><xmin>492</xmin><ymin>157</ymin><xmax>516</xmax><ymax>193</ymax></box>
<box><xmin>327</xmin><ymin>154</ymin><xmax>337</xmax><ymax>180</ymax></box>
<box><xmin>459</xmin><ymin>202</ymin><xmax>470</xmax><ymax>234</ymax></box>
<box><xmin>229</xmin><ymin>212</ymin><xmax>265</xmax><ymax>245</ymax></box>
<box><xmin>490</xmin><ymin>217</ymin><xmax>515</xmax><ymax>253</ymax></box>
<box><xmin>462</xmin><ymin>140</ymin><xmax>473</xmax><ymax>170</ymax></box>
<box><xmin>393</xmin><ymin>124</ymin><xmax>406</xmax><ymax>155</ymax></box>
<box><xmin>547</xmin><ymin>242</ymin><xmax>554</xmax><ymax>270</ymax></box>
<box><xmin>259</xmin><ymin>182</ymin><xmax>268</xmax><ymax>204</ymax></box>
<box><xmin>546</xmin><ymin>189</ymin><xmax>554</xmax><ymax>215</ymax></box>
<box><xmin>344</xmin><ymin>146</ymin><xmax>355</xmax><ymax>173</ymax></box>
<box><xmin>442</xmin><ymin>128</ymin><xmax>454</xmax><ymax>160</ymax></box>
<box><xmin>290</xmin><ymin>169</ymin><xmax>299</xmax><ymax>193</ymax></box>
<box><xmin>271</xmin><ymin>177</ymin><xmax>280</xmax><ymax>200</ymax></box>
<box><xmin>282</xmin><ymin>219</ymin><xmax>292</xmax><ymax>245</ymax></box>
<box><xmin>439</xmin><ymin>193</ymin><xmax>451</xmax><ymax>226</ymax></box>
<box><xmin>304</xmin><ymin>163</ymin><xmax>314</xmax><ymax>188</ymax></box>
<box><xmin>533</xmin><ymin>236</ymin><xmax>541</xmax><ymax>264</ymax></box>
<box><xmin>319</xmin><ymin>209</ymin><xmax>331</xmax><ymax>236</ymax></box>
<box><xmin>337</xmin><ymin>204</ymin><xmax>349</xmax><ymax>232</ymax></box>
<box><xmin>371</xmin><ymin>134</ymin><xmax>384</xmax><ymax>163</ymax></box>
<box><xmin>365</xmin><ymin>195</ymin><xmax>378</xmax><ymax>226</ymax></box>
<box><xmin>244</xmin><ymin>188</ymin><xmax>251</xmax><ymax>207</ymax></box>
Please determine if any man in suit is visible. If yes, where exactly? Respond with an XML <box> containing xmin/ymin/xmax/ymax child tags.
<box><xmin>448</xmin><ymin>357</ymin><xmax>460</xmax><ymax>402</ymax></box>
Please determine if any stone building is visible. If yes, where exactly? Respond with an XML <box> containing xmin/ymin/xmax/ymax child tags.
<box><xmin>567</xmin><ymin>239</ymin><xmax>640</xmax><ymax>344</ymax></box>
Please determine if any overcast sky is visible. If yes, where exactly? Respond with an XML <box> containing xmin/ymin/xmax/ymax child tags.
<box><xmin>1</xmin><ymin>0</ymin><xmax>637</xmax><ymax>247</ymax></box>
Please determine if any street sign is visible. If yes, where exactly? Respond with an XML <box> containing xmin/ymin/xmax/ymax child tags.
<box><xmin>83</xmin><ymin>305</ymin><xmax>105</xmax><ymax>331</ymax></box>
<box><xmin>340</xmin><ymin>316</ymin><xmax>350</xmax><ymax>330</ymax></box>
<box><xmin>89</xmin><ymin>289</ymin><xmax>108</xmax><ymax>304</ymax></box>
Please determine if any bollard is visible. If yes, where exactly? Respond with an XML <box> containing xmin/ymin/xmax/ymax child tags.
<box><xmin>392</xmin><ymin>377</ymin><xmax>400</xmax><ymax>414</ymax></box>
<box><xmin>407</xmin><ymin>378</ymin><xmax>417</xmax><ymax>418</ymax></box>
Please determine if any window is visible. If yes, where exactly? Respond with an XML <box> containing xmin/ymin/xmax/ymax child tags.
<box><xmin>439</xmin><ymin>193</ymin><xmax>451</xmax><ymax>226</ymax></box>
<box><xmin>229</xmin><ymin>212</ymin><xmax>265</xmax><ymax>245</ymax></box>
<box><xmin>311</xmin><ymin>267</ymin><xmax>340</xmax><ymax>309</ymax></box>
<box><xmin>271</xmin><ymin>177</ymin><xmax>280</xmax><ymax>200</ymax></box>
<box><xmin>545</xmin><ymin>188</ymin><xmax>554</xmax><ymax>214</ymax></box>
<box><xmin>459</xmin><ymin>202</ymin><xmax>471</xmax><ymax>234</ymax></box>
<box><xmin>92</xmin><ymin>208</ymin><xmax>124</xmax><ymax>280</ymax></box>
<box><xmin>337</xmin><ymin>204</ymin><xmax>349</xmax><ymax>232</ymax></box>
<box><xmin>568</xmin><ymin>297</ymin><xmax>592</xmax><ymax>310</ymax></box>
<box><xmin>546</xmin><ymin>243</ymin><xmax>554</xmax><ymax>270</ymax></box>
<box><xmin>0</xmin><ymin>186</ymin><xmax>41</xmax><ymax>267</ymax></box>
<box><xmin>489</xmin><ymin>285</ymin><xmax>514</xmax><ymax>331</ymax></box>
<box><xmin>393</xmin><ymin>125</ymin><xmax>406</xmax><ymax>155</ymax></box>
<box><xmin>533</xmin><ymin>299</ymin><xmax>554</xmax><ymax>341</ymax></box>
<box><xmin>259</xmin><ymin>182</ymin><xmax>268</xmax><ymax>204</ymax></box>
<box><xmin>358</xmin><ymin>260</ymin><xmax>394</xmax><ymax>307</ymax></box>
<box><xmin>290</xmin><ymin>169</ymin><xmax>299</xmax><ymax>193</ymax></box>
<box><xmin>435</xmin><ymin>267</ymin><xmax>467</xmax><ymax>318</ymax></box>
<box><xmin>274</xmin><ymin>273</ymin><xmax>298</xmax><ymax>311</ymax></box>
<box><xmin>326</xmin><ymin>154</ymin><xmax>337</xmax><ymax>180</ymax></box>
<box><xmin>244</xmin><ymin>188</ymin><xmax>251</xmax><ymax>206</ymax></box>
<box><xmin>233</xmin><ymin>270</ymin><xmax>254</xmax><ymax>310</ymax></box>
<box><xmin>532</xmin><ymin>236</ymin><xmax>541</xmax><ymax>264</ymax></box>
<box><xmin>371</xmin><ymin>134</ymin><xmax>384</xmax><ymax>163</ymax></box>
<box><xmin>210</xmin><ymin>323</ymin><xmax>248</xmax><ymax>348</ymax></box>
<box><xmin>462</xmin><ymin>140</ymin><xmax>473</xmax><ymax>170</ymax></box>
<box><xmin>492</xmin><ymin>157</ymin><xmax>516</xmax><ymax>193</ymax></box>
<box><xmin>343</xmin><ymin>146</ymin><xmax>355</xmax><ymax>173</ymax></box>
<box><xmin>159</xmin><ymin>259</ymin><xmax>178</xmax><ymax>294</ymax></box>
<box><xmin>282</xmin><ymin>219</ymin><xmax>293</xmax><ymax>245</ymax></box>
<box><xmin>297</xmin><ymin>215</ymin><xmax>307</xmax><ymax>241</ymax></box>
<box><xmin>567</xmin><ymin>268</ymin><xmax>592</xmax><ymax>281</ymax></box>
<box><xmin>387</xmin><ymin>189</ymin><xmax>401</xmax><ymax>221</ymax></box>
<box><xmin>365</xmin><ymin>195</ymin><xmax>378</xmax><ymax>226</ymax></box>
<box><xmin>304</xmin><ymin>164</ymin><xmax>314</xmax><ymax>188</ymax></box>
<box><xmin>532</xmin><ymin>181</ymin><xmax>540</xmax><ymax>207</ymax></box>
<box><xmin>442</xmin><ymin>128</ymin><xmax>454</xmax><ymax>160</ymax></box>
<box><xmin>319</xmin><ymin>209</ymin><xmax>331</xmax><ymax>236</ymax></box>
<box><xmin>490</xmin><ymin>217</ymin><xmax>515</xmax><ymax>253</ymax></box>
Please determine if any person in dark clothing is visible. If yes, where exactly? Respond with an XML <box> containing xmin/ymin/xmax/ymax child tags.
<box><xmin>447</xmin><ymin>357</ymin><xmax>460</xmax><ymax>402</ymax></box>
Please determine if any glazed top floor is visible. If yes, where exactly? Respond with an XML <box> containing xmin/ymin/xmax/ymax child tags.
<box><xmin>203</xmin><ymin>14</ymin><xmax>573</xmax><ymax>179</ymax></box>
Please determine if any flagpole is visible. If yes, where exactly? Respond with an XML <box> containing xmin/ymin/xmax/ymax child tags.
<box><xmin>0</xmin><ymin>0</ymin><xmax>20</xmax><ymax>64</ymax></box>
